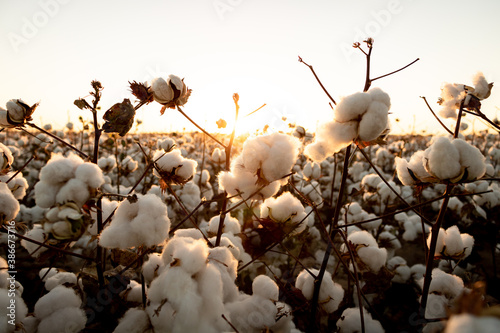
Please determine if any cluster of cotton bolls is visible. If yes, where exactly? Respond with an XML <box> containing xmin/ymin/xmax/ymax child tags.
<box><xmin>336</xmin><ymin>307</ymin><xmax>384</xmax><ymax>333</ymax></box>
<box><xmin>438</xmin><ymin>72</ymin><xmax>493</xmax><ymax>119</ymax></box>
<box><xmin>394</xmin><ymin>212</ymin><xmax>428</xmax><ymax>242</ymax></box>
<box><xmin>396</xmin><ymin>136</ymin><xmax>486</xmax><ymax>185</ymax></box>
<box><xmin>338</xmin><ymin>202</ymin><xmax>381</xmax><ymax>232</ymax></box>
<box><xmin>219</xmin><ymin>132</ymin><xmax>300</xmax><ymax>201</ymax></box>
<box><xmin>132</xmin><ymin>232</ymin><xmax>299</xmax><ymax>332</ymax></box>
<box><xmin>305</xmin><ymin>87</ymin><xmax>391</xmax><ymax>162</ymax></box>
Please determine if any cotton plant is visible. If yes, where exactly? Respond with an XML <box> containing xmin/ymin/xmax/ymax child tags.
<box><xmin>396</xmin><ymin>136</ymin><xmax>486</xmax><ymax>185</ymax></box>
<box><xmin>258</xmin><ymin>191</ymin><xmax>308</xmax><ymax>236</ymax></box>
<box><xmin>99</xmin><ymin>194</ymin><xmax>170</xmax><ymax>249</ymax></box>
<box><xmin>218</xmin><ymin>132</ymin><xmax>301</xmax><ymax>201</ymax></box>
<box><xmin>305</xmin><ymin>87</ymin><xmax>391</xmax><ymax>162</ymax></box>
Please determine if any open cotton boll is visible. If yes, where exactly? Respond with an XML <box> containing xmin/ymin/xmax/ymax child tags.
<box><xmin>21</xmin><ymin>226</ymin><xmax>47</xmax><ymax>257</ymax></box>
<box><xmin>88</xmin><ymin>198</ymin><xmax>119</xmax><ymax>235</ymax></box>
<box><xmin>424</xmin><ymin>136</ymin><xmax>462</xmax><ymax>180</ymax></box>
<box><xmin>142</xmin><ymin>253</ymin><xmax>164</xmax><ymax>284</ymax></box>
<box><xmin>0</xmin><ymin>142</ymin><xmax>13</xmax><ymax>171</ymax></box>
<box><xmin>120</xmin><ymin>280</ymin><xmax>145</xmax><ymax>303</ymax></box>
<box><xmin>121</xmin><ymin>156</ymin><xmax>138</xmax><ymax>173</ymax></box>
<box><xmin>395</xmin><ymin>157</ymin><xmax>416</xmax><ymax>185</ymax></box>
<box><xmin>113</xmin><ymin>307</ymin><xmax>151</xmax><ymax>333</ymax></box>
<box><xmin>418</xmin><ymin>268</ymin><xmax>464</xmax><ymax>301</ymax></box>
<box><xmin>33</xmin><ymin>180</ymin><xmax>59</xmax><ymax>208</ymax></box>
<box><xmin>336</xmin><ymin>307</ymin><xmax>384</xmax><ymax>333</ymax></box>
<box><xmin>146</xmin><ymin>301</ymin><xmax>175</xmax><ymax>332</ymax></box>
<box><xmin>36</xmin><ymin>306</ymin><xmax>86</xmax><ymax>333</ymax></box>
<box><xmin>471</xmin><ymin>72</ymin><xmax>492</xmax><ymax>99</ymax></box>
<box><xmin>0</xmin><ymin>172</ymin><xmax>29</xmax><ymax>200</ymax></box>
<box><xmin>260</xmin><ymin>191</ymin><xmax>307</xmax><ymax>234</ymax></box>
<box><xmin>157</xmin><ymin>137</ymin><xmax>176</xmax><ymax>151</ymax></box>
<box><xmin>334</xmin><ymin>92</ymin><xmax>372</xmax><ymax>122</ymax></box>
<box><xmin>241</xmin><ymin>132</ymin><xmax>300</xmax><ymax>183</ymax></box>
<box><xmin>451</xmin><ymin>139</ymin><xmax>486</xmax><ymax>181</ymax></box>
<box><xmin>443</xmin><ymin>226</ymin><xmax>464</xmax><ymax>257</ymax></box>
<box><xmin>97</xmin><ymin>155</ymin><xmax>116</xmax><ymax>172</ymax></box>
<box><xmin>75</xmin><ymin>162</ymin><xmax>105</xmax><ymax>188</ymax></box>
<box><xmin>39</xmin><ymin>153</ymin><xmax>83</xmax><ymax>185</ymax></box>
<box><xmin>439</xmin><ymin>83</ymin><xmax>467</xmax><ymax>119</ymax></box>
<box><xmin>387</xmin><ymin>256</ymin><xmax>411</xmax><ymax>283</ymax></box>
<box><xmin>305</xmin><ymin>121</ymin><xmax>358</xmax><ymax>162</ymax></box>
<box><xmin>211</xmin><ymin>147</ymin><xmax>226</xmax><ymax>163</ymax></box>
<box><xmin>44</xmin><ymin>272</ymin><xmax>78</xmax><ymax>291</ymax></box>
<box><xmin>358</xmin><ymin>101</ymin><xmax>389</xmax><ymax>141</ymax></box>
<box><xmin>252</xmin><ymin>275</ymin><xmax>279</xmax><ymax>302</ymax></box>
<box><xmin>0</xmin><ymin>182</ymin><xmax>20</xmax><ymax>223</ymax></box>
<box><xmin>34</xmin><ymin>285</ymin><xmax>82</xmax><ymax>319</ymax></box>
<box><xmin>170</xmin><ymin>238</ymin><xmax>209</xmax><ymax>275</ymax></box>
<box><xmin>357</xmin><ymin>246</ymin><xmax>388</xmax><ymax>273</ymax></box>
<box><xmin>207</xmin><ymin>215</ymin><xmax>241</xmax><ymax>235</ymax></box>
<box><xmin>55</xmin><ymin>178</ymin><xmax>90</xmax><ymax>206</ymax></box>
<box><xmin>227</xmin><ymin>295</ymin><xmax>279</xmax><ymax>332</ymax></box>
<box><xmin>296</xmin><ymin>268</ymin><xmax>344</xmax><ymax>313</ymax></box>
<box><xmin>99</xmin><ymin>194</ymin><xmax>170</xmax><ymax>249</ymax></box>
<box><xmin>346</xmin><ymin>230</ymin><xmax>378</xmax><ymax>248</ymax></box>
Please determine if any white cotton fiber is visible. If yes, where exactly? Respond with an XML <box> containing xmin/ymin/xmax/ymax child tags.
<box><xmin>260</xmin><ymin>191</ymin><xmax>307</xmax><ymax>234</ymax></box>
<box><xmin>36</xmin><ymin>306</ymin><xmax>86</xmax><ymax>333</ymax></box>
<box><xmin>451</xmin><ymin>139</ymin><xmax>486</xmax><ymax>181</ymax></box>
<box><xmin>99</xmin><ymin>194</ymin><xmax>170</xmax><ymax>249</ymax></box>
<box><xmin>471</xmin><ymin>72</ymin><xmax>491</xmax><ymax>99</ymax></box>
<box><xmin>34</xmin><ymin>180</ymin><xmax>59</xmax><ymax>208</ymax></box>
<box><xmin>334</xmin><ymin>92</ymin><xmax>372</xmax><ymax>122</ymax></box>
<box><xmin>336</xmin><ymin>307</ymin><xmax>384</xmax><ymax>333</ymax></box>
<box><xmin>207</xmin><ymin>215</ymin><xmax>241</xmax><ymax>235</ymax></box>
<box><xmin>445</xmin><ymin>313</ymin><xmax>500</xmax><ymax>333</ymax></box>
<box><xmin>171</xmin><ymin>238</ymin><xmax>209</xmax><ymax>275</ymax></box>
<box><xmin>358</xmin><ymin>101</ymin><xmax>389</xmax><ymax>141</ymax></box>
<box><xmin>252</xmin><ymin>275</ymin><xmax>279</xmax><ymax>302</ymax></box>
<box><xmin>34</xmin><ymin>285</ymin><xmax>82</xmax><ymax>319</ymax></box>
<box><xmin>424</xmin><ymin>136</ymin><xmax>461</xmax><ymax>180</ymax></box>
<box><xmin>347</xmin><ymin>230</ymin><xmax>378</xmax><ymax>248</ymax></box>
<box><xmin>75</xmin><ymin>162</ymin><xmax>105</xmax><ymax>188</ymax></box>
<box><xmin>0</xmin><ymin>288</ymin><xmax>28</xmax><ymax>331</ymax></box>
<box><xmin>113</xmin><ymin>307</ymin><xmax>150</xmax><ymax>333</ymax></box>
<box><xmin>357</xmin><ymin>246</ymin><xmax>388</xmax><ymax>273</ymax></box>
<box><xmin>44</xmin><ymin>272</ymin><xmax>78</xmax><ymax>291</ymax></box>
<box><xmin>0</xmin><ymin>182</ymin><xmax>20</xmax><ymax>222</ymax></box>
<box><xmin>142</xmin><ymin>253</ymin><xmax>164</xmax><ymax>284</ymax></box>
<box><xmin>55</xmin><ymin>178</ymin><xmax>90</xmax><ymax>206</ymax></box>
<box><xmin>21</xmin><ymin>226</ymin><xmax>47</xmax><ymax>257</ymax></box>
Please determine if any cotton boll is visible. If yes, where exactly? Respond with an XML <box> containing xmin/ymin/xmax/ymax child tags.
<box><xmin>44</xmin><ymin>272</ymin><xmax>78</xmax><ymax>291</ymax></box>
<box><xmin>461</xmin><ymin>233</ymin><xmax>474</xmax><ymax>258</ymax></box>
<box><xmin>75</xmin><ymin>162</ymin><xmax>105</xmax><ymax>188</ymax></box>
<box><xmin>387</xmin><ymin>256</ymin><xmax>411</xmax><ymax>283</ymax></box>
<box><xmin>411</xmin><ymin>264</ymin><xmax>426</xmax><ymax>282</ymax></box>
<box><xmin>0</xmin><ymin>182</ymin><xmax>20</xmax><ymax>223</ymax></box>
<box><xmin>34</xmin><ymin>180</ymin><xmax>60</xmax><ymax>208</ymax></box>
<box><xmin>424</xmin><ymin>136</ymin><xmax>462</xmax><ymax>180</ymax></box>
<box><xmin>395</xmin><ymin>157</ymin><xmax>416</xmax><ymax>185</ymax></box>
<box><xmin>260</xmin><ymin>191</ymin><xmax>307</xmax><ymax>234</ymax></box>
<box><xmin>55</xmin><ymin>178</ymin><xmax>90</xmax><ymax>206</ymax></box>
<box><xmin>21</xmin><ymin>226</ymin><xmax>47</xmax><ymax>257</ymax></box>
<box><xmin>171</xmin><ymin>238</ymin><xmax>209</xmax><ymax>275</ymax></box>
<box><xmin>34</xmin><ymin>285</ymin><xmax>82</xmax><ymax>319</ymax></box>
<box><xmin>99</xmin><ymin>194</ymin><xmax>170</xmax><ymax>249</ymax></box>
<box><xmin>114</xmin><ymin>307</ymin><xmax>151</xmax><ymax>333</ymax></box>
<box><xmin>424</xmin><ymin>293</ymin><xmax>448</xmax><ymax>319</ymax></box>
<box><xmin>418</xmin><ymin>268</ymin><xmax>464</xmax><ymax>300</ymax></box>
<box><xmin>471</xmin><ymin>72</ymin><xmax>492</xmax><ymax>99</ymax></box>
<box><xmin>443</xmin><ymin>226</ymin><xmax>464</xmax><ymax>257</ymax></box>
<box><xmin>368</xmin><ymin>87</ymin><xmax>391</xmax><ymax>108</ymax></box>
<box><xmin>358</xmin><ymin>101</ymin><xmax>388</xmax><ymax>142</ymax></box>
<box><xmin>146</xmin><ymin>301</ymin><xmax>175</xmax><ymax>332</ymax></box>
<box><xmin>334</xmin><ymin>92</ymin><xmax>372</xmax><ymax>122</ymax></box>
<box><xmin>428</xmin><ymin>228</ymin><xmax>446</xmax><ymax>256</ymax></box>
<box><xmin>296</xmin><ymin>268</ymin><xmax>344</xmax><ymax>313</ymax></box>
<box><xmin>346</xmin><ymin>230</ymin><xmax>378</xmax><ymax>248</ymax></box>
<box><xmin>175</xmin><ymin>158</ymin><xmax>197</xmax><ymax>181</ymax></box>
<box><xmin>402</xmin><ymin>220</ymin><xmax>418</xmax><ymax>241</ymax></box>
<box><xmin>357</xmin><ymin>246</ymin><xmax>388</xmax><ymax>273</ymax></box>
<box><xmin>336</xmin><ymin>307</ymin><xmax>384</xmax><ymax>333</ymax></box>
<box><xmin>121</xmin><ymin>280</ymin><xmax>144</xmax><ymax>303</ymax></box>
<box><xmin>445</xmin><ymin>313</ymin><xmax>500</xmax><ymax>333</ymax></box>
<box><xmin>38</xmin><ymin>153</ymin><xmax>82</xmax><ymax>185</ymax></box>
<box><xmin>142</xmin><ymin>253</ymin><xmax>164</xmax><ymax>284</ymax></box>
<box><xmin>252</xmin><ymin>275</ymin><xmax>279</xmax><ymax>302</ymax></box>
<box><xmin>36</xmin><ymin>306</ymin><xmax>86</xmax><ymax>333</ymax></box>
<box><xmin>451</xmin><ymin>139</ymin><xmax>486</xmax><ymax>181</ymax></box>
<box><xmin>207</xmin><ymin>215</ymin><xmax>241</xmax><ymax>235</ymax></box>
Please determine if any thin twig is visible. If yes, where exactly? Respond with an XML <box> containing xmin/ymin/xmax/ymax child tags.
<box><xmin>6</xmin><ymin>155</ymin><xmax>35</xmax><ymax>183</ymax></box>
<box><xmin>372</xmin><ymin>58</ymin><xmax>420</xmax><ymax>82</ymax></box>
<box><xmin>420</xmin><ymin>96</ymin><xmax>454</xmax><ymax>136</ymax></box>
<box><xmin>27</xmin><ymin>122</ymin><xmax>89</xmax><ymax>159</ymax></box>
<box><xmin>177</xmin><ymin>106</ymin><xmax>226</xmax><ymax>148</ymax></box>
<box><xmin>298</xmin><ymin>56</ymin><xmax>336</xmax><ymax>105</ymax></box>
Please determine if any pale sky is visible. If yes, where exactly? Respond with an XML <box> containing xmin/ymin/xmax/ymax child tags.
<box><xmin>1</xmin><ymin>0</ymin><xmax>500</xmax><ymax>136</ymax></box>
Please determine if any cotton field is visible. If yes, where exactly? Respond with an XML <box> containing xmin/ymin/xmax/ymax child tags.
<box><xmin>1</xmin><ymin>49</ymin><xmax>500</xmax><ymax>332</ymax></box>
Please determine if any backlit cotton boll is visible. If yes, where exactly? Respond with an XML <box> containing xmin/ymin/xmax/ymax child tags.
<box><xmin>305</xmin><ymin>88</ymin><xmax>390</xmax><ymax>162</ymax></box>
<box><xmin>0</xmin><ymin>99</ymin><xmax>38</xmax><ymax>128</ymax></box>
<box><xmin>99</xmin><ymin>194</ymin><xmax>170</xmax><ymax>249</ymax></box>
<box><xmin>427</xmin><ymin>225</ymin><xmax>474</xmax><ymax>260</ymax></box>
<box><xmin>342</xmin><ymin>230</ymin><xmax>387</xmax><ymax>273</ymax></box>
<box><xmin>153</xmin><ymin>148</ymin><xmax>197</xmax><ymax>185</ymax></box>
<box><xmin>260</xmin><ymin>192</ymin><xmax>308</xmax><ymax>235</ymax></box>
<box><xmin>150</xmin><ymin>75</ymin><xmax>191</xmax><ymax>110</ymax></box>
<box><xmin>336</xmin><ymin>307</ymin><xmax>385</xmax><ymax>333</ymax></box>
<box><xmin>0</xmin><ymin>182</ymin><xmax>20</xmax><ymax>224</ymax></box>
<box><xmin>0</xmin><ymin>143</ymin><xmax>13</xmax><ymax>174</ymax></box>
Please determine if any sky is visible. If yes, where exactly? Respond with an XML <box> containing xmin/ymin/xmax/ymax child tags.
<box><xmin>1</xmin><ymin>0</ymin><xmax>500</xmax><ymax>136</ymax></box>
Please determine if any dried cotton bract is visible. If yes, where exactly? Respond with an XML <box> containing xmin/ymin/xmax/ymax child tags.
<box><xmin>305</xmin><ymin>88</ymin><xmax>390</xmax><ymax>162</ymax></box>
<box><xmin>218</xmin><ymin>133</ymin><xmax>300</xmax><ymax>201</ymax></box>
<box><xmin>99</xmin><ymin>194</ymin><xmax>170</xmax><ymax>249</ymax></box>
